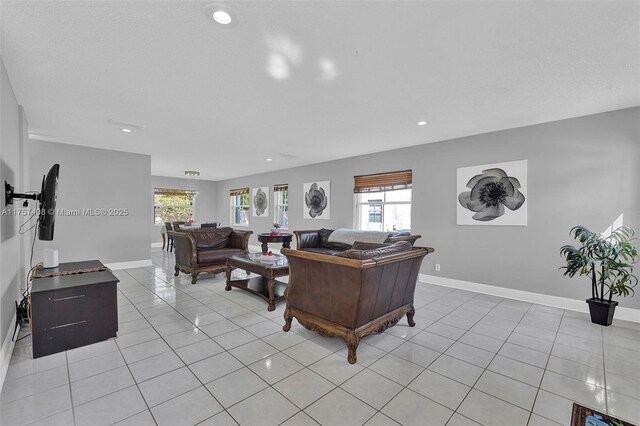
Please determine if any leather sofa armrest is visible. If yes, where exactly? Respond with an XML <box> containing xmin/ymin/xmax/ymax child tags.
<box><xmin>169</xmin><ymin>231</ymin><xmax>198</xmax><ymax>266</ymax></box>
<box><xmin>414</xmin><ymin>246</ymin><xmax>435</xmax><ymax>255</ymax></box>
<box><xmin>229</xmin><ymin>230</ymin><xmax>253</xmax><ymax>252</ymax></box>
<box><xmin>293</xmin><ymin>230</ymin><xmax>321</xmax><ymax>249</ymax></box>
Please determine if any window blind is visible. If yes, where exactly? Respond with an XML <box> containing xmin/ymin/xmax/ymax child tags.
<box><xmin>273</xmin><ymin>184</ymin><xmax>288</xmax><ymax>192</ymax></box>
<box><xmin>354</xmin><ymin>170</ymin><xmax>412</xmax><ymax>193</ymax></box>
<box><xmin>154</xmin><ymin>188</ymin><xmax>196</xmax><ymax>196</ymax></box>
<box><xmin>229</xmin><ymin>187</ymin><xmax>250</xmax><ymax>196</ymax></box>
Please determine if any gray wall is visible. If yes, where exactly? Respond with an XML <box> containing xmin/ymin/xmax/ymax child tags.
<box><xmin>150</xmin><ymin>176</ymin><xmax>218</xmax><ymax>244</ymax></box>
<box><xmin>215</xmin><ymin>108</ymin><xmax>640</xmax><ymax>309</ymax></box>
<box><xmin>0</xmin><ymin>58</ymin><xmax>25</xmax><ymax>356</ymax></box>
<box><xmin>29</xmin><ymin>140</ymin><xmax>152</xmax><ymax>264</ymax></box>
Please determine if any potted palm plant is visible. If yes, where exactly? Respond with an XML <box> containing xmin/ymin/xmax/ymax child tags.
<box><xmin>560</xmin><ymin>225</ymin><xmax>638</xmax><ymax>326</ymax></box>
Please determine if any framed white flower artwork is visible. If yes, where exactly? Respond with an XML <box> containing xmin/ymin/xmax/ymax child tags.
<box><xmin>457</xmin><ymin>160</ymin><xmax>527</xmax><ymax>226</ymax></box>
<box><xmin>303</xmin><ymin>181</ymin><xmax>330</xmax><ymax>219</ymax></box>
<box><xmin>252</xmin><ymin>187</ymin><xmax>269</xmax><ymax>217</ymax></box>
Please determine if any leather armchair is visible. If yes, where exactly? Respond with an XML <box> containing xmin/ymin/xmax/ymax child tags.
<box><xmin>281</xmin><ymin>242</ymin><xmax>434</xmax><ymax>363</ymax></box>
<box><xmin>169</xmin><ymin>227</ymin><xmax>252</xmax><ymax>284</ymax></box>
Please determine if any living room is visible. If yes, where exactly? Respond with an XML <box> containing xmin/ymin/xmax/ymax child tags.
<box><xmin>1</xmin><ymin>1</ymin><xmax>639</xmax><ymax>426</ymax></box>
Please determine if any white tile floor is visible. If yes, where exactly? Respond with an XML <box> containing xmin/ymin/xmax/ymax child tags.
<box><xmin>2</xmin><ymin>248</ymin><xmax>639</xmax><ymax>426</ymax></box>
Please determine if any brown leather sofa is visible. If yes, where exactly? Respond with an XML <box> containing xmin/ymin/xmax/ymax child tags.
<box><xmin>294</xmin><ymin>228</ymin><xmax>421</xmax><ymax>256</ymax></box>
<box><xmin>169</xmin><ymin>227</ymin><xmax>252</xmax><ymax>284</ymax></box>
<box><xmin>281</xmin><ymin>241</ymin><xmax>434</xmax><ymax>364</ymax></box>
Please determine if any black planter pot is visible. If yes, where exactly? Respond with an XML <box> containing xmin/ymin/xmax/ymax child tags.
<box><xmin>586</xmin><ymin>298</ymin><xmax>618</xmax><ymax>326</ymax></box>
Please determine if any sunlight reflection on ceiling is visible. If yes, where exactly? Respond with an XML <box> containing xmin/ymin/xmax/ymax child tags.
<box><xmin>266</xmin><ymin>35</ymin><xmax>303</xmax><ymax>81</ymax></box>
<box><xmin>318</xmin><ymin>56</ymin><xmax>339</xmax><ymax>81</ymax></box>
<box><xmin>265</xmin><ymin>35</ymin><xmax>339</xmax><ymax>82</ymax></box>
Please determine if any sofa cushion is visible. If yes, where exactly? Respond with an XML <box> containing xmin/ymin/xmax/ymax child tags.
<box><xmin>318</xmin><ymin>228</ymin><xmax>351</xmax><ymax>251</ymax></box>
<box><xmin>350</xmin><ymin>241</ymin><xmax>390</xmax><ymax>251</ymax></box>
<box><xmin>336</xmin><ymin>241</ymin><xmax>412</xmax><ymax>260</ymax></box>
<box><xmin>193</xmin><ymin>228</ymin><xmax>233</xmax><ymax>249</ymax></box>
<box><xmin>197</xmin><ymin>247</ymin><xmax>243</xmax><ymax>264</ymax></box>
<box><xmin>301</xmin><ymin>247</ymin><xmax>344</xmax><ymax>256</ymax></box>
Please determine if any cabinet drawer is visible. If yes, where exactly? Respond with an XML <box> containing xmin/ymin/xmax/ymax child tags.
<box><xmin>32</xmin><ymin>287</ymin><xmax>98</xmax><ymax>330</ymax></box>
<box><xmin>32</xmin><ymin>281</ymin><xmax>118</xmax><ymax>358</ymax></box>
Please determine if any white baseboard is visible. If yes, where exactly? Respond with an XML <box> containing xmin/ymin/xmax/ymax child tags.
<box><xmin>249</xmin><ymin>245</ymin><xmax>282</xmax><ymax>255</ymax></box>
<box><xmin>0</xmin><ymin>315</ymin><xmax>18</xmax><ymax>391</ymax></box>
<box><xmin>151</xmin><ymin>242</ymin><xmax>163</xmax><ymax>248</ymax></box>
<box><xmin>105</xmin><ymin>259</ymin><xmax>153</xmax><ymax>270</ymax></box>
<box><xmin>420</xmin><ymin>274</ymin><xmax>640</xmax><ymax>324</ymax></box>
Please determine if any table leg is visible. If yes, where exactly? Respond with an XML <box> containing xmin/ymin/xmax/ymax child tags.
<box><xmin>261</xmin><ymin>241</ymin><xmax>269</xmax><ymax>253</ymax></box>
<box><xmin>267</xmin><ymin>277</ymin><xmax>276</xmax><ymax>311</ymax></box>
<box><xmin>225</xmin><ymin>265</ymin><xmax>232</xmax><ymax>291</ymax></box>
<box><xmin>161</xmin><ymin>233</ymin><xmax>166</xmax><ymax>250</ymax></box>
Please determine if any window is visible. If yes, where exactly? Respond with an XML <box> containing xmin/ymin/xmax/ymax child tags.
<box><xmin>273</xmin><ymin>184</ymin><xmax>289</xmax><ymax>229</ymax></box>
<box><xmin>230</xmin><ymin>187</ymin><xmax>250</xmax><ymax>226</ymax></box>
<box><xmin>354</xmin><ymin>170</ymin><xmax>412</xmax><ymax>232</ymax></box>
<box><xmin>154</xmin><ymin>188</ymin><xmax>195</xmax><ymax>225</ymax></box>
<box><xmin>368</xmin><ymin>204</ymin><xmax>382</xmax><ymax>223</ymax></box>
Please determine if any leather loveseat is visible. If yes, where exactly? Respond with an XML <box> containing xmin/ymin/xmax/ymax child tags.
<box><xmin>169</xmin><ymin>227</ymin><xmax>252</xmax><ymax>284</ymax></box>
<box><xmin>281</xmin><ymin>241</ymin><xmax>434</xmax><ymax>363</ymax></box>
<box><xmin>293</xmin><ymin>228</ymin><xmax>421</xmax><ymax>256</ymax></box>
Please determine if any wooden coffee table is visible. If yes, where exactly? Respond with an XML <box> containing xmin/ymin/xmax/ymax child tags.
<box><xmin>225</xmin><ymin>253</ymin><xmax>289</xmax><ymax>311</ymax></box>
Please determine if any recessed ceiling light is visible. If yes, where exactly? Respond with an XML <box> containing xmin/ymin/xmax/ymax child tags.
<box><xmin>212</xmin><ymin>10</ymin><xmax>232</xmax><ymax>24</ymax></box>
<box><xmin>185</xmin><ymin>171</ymin><xmax>200</xmax><ymax>177</ymax></box>
<box><xmin>109</xmin><ymin>119</ymin><xmax>146</xmax><ymax>132</ymax></box>
<box><xmin>205</xmin><ymin>4</ymin><xmax>238</xmax><ymax>27</ymax></box>
<box><xmin>266</xmin><ymin>158</ymin><xmax>273</xmax><ymax>162</ymax></box>
<box><xmin>417</xmin><ymin>121</ymin><xmax>427</xmax><ymax>126</ymax></box>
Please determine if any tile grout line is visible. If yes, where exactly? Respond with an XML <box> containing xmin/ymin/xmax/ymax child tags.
<box><xmin>533</xmin><ymin>314</ymin><xmax>619</xmax><ymax>422</ymax></box>
<box><xmin>525</xmin><ymin>308</ymin><xmax>565</xmax><ymax>426</ymax></box>
<box><xmin>121</xmin><ymin>265</ymin><xmax>319</xmax><ymax>426</ymax></box>
<box><xmin>65</xmin><ymin>351</ymin><xmax>77</xmax><ymax>426</ymax></box>
<box><xmin>160</xmin><ymin>259</ymin><xmax>339</xmax><ymax>425</ymax></box>
<box><xmin>207</xmin><ymin>280</ymin><xmax>460</xmax><ymax>425</ymax></box>
<box><xmin>437</xmin><ymin>299</ymin><xmax>540</xmax><ymax>423</ymax></box>
<box><xmin>452</xmin><ymin>302</ymin><xmax>540</xmax><ymax>421</ymax></box>
<box><xmin>112</xmin><ymin>270</ymin><xmax>162</xmax><ymax>425</ymax></box>
<box><xmin>131</xmin><ymin>261</ymin><xmax>377</xmax><ymax>424</ymax></box>
<box><xmin>345</xmin><ymin>290</ymin><xmax>499</xmax><ymax>423</ymax></box>
<box><xmin>120</xmin><ymin>268</ymin><xmax>241</xmax><ymax>426</ymax></box>
<box><xmin>288</xmin><ymin>286</ymin><xmax>463</xmax><ymax>426</ymax></box>
<box><xmin>601</xmin><ymin>325</ymin><xmax>608</xmax><ymax>415</ymax></box>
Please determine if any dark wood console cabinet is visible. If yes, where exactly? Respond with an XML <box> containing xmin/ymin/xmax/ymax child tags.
<box><xmin>31</xmin><ymin>260</ymin><xmax>119</xmax><ymax>358</ymax></box>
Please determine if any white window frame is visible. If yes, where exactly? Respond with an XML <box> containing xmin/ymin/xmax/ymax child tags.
<box><xmin>273</xmin><ymin>187</ymin><xmax>289</xmax><ymax>230</ymax></box>
<box><xmin>230</xmin><ymin>193</ymin><xmax>250</xmax><ymax>227</ymax></box>
<box><xmin>354</xmin><ymin>189</ymin><xmax>412</xmax><ymax>231</ymax></box>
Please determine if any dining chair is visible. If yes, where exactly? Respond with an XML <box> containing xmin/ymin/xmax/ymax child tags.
<box><xmin>165</xmin><ymin>222</ymin><xmax>174</xmax><ymax>252</ymax></box>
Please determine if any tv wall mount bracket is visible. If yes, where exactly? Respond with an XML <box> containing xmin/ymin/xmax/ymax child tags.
<box><xmin>5</xmin><ymin>181</ymin><xmax>38</xmax><ymax>206</ymax></box>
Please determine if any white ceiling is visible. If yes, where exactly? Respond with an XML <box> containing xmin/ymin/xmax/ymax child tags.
<box><xmin>1</xmin><ymin>1</ymin><xmax>638</xmax><ymax>181</ymax></box>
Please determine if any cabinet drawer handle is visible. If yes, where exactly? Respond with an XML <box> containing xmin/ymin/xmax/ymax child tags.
<box><xmin>50</xmin><ymin>320</ymin><xmax>88</xmax><ymax>330</ymax></box>
<box><xmin>50</xmin><ymin>294</ymin><xmax>86</xmax><ymax>302</ymax></box>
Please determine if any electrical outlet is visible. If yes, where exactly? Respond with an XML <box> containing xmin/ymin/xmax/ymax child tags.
<box><xmin>435</xmin><ymin>264</ymin><xmax>440</xmax><ymax>272</ymax></box>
